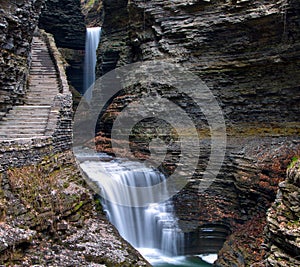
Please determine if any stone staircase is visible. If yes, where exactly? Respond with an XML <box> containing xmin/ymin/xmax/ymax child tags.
<box><xmin>0</xmin><ymin>35</ymin><xmax>60</xmax><ymax>140</ymax></box>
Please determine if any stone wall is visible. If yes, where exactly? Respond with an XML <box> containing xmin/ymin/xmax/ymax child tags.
<box><xmin>39</xmin><ymin>0</ymin><xmax>86</xmax><ymax>50</ymax></box>
<box><xmin>0</xmin><ymin>0</ymin><xmax>45</xmax><ymax>119</ymax></box>
<box><xmin>0</xmin><ymin>31</ymin><xmax>73</xmax><ymax>172</ymax></box>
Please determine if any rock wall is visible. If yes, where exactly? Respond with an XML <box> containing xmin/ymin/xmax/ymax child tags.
<box><xmin>39</xmin><ymin>0</ymin><xmax>86</xmax><ymax>49</ymax></box>
<box><xmin>213</xmin><ymin>138</ymin><xmax>300</xmax><ymax>266</ymax></box>
<box><xmin>96</xmin><ymin>0</ymin><xmax>300</xmax><ymax>265</ymax></box>
<box><xmin>265</xmin><ymin>157</ymin><xmax>300</xmax><ymax>266</ymax></box>
<box><xmin>81</xmin><ymin>0</ymin><xmax>103</xmax><ymax>27</ymax></box>
<box><xmin>0</xmin><ymin>151</ymin><xmax>149</xmax><ymax>266</ymax></box>
<box><xmin>0</xmin><ymin>0</ymin><xmax>45</xmax><ymax>119</ymax></box>
<box><xmin>38</xmin><ymin>0</ymin><xmax>87</xmax><ymax>95</ymax></box>
<box><xmin>98</xmin><ymin>0</ymin><xmax>300</xmax><ymax>125</ymax></box>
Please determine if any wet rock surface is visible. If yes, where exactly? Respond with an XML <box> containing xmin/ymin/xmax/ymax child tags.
<box><xmin>98</xmin><ymin>0</ymin><xmax>300</xmax><ymax>125</ymax></box>
<box><xmin>0</xmin><ymin>151</ymin><xmax>149</xmax><ymax>266</ymax></box>
<box><xmin>81</xmin><ymin>0</ymin><xmax>103</xmax><ymax>27</ymax></box>
<box><xmin>39</xmin><ymin>0</ymin><xmax>86</xmax><ymax>50</ymax></box>
<box><xmin>0</xmin><ymin>0</ymin><xmax>45</xmax><ymax>119</ymax></box>
<box><xmin>96</xmin><ymin>0</ymin><xmax>300</xmax><ymax>265</ymax></box>
<box><xmin>209</xmin><ymin>138</ymin><xmax>300</xmax><ymax>266</ymax></box>
<box><xmin>264</xmin><ymin>158</ymin><xmax>300</xmax><ymax>266</ymax></box>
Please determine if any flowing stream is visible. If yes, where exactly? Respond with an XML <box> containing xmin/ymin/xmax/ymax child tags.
<box><xmin>76</xmin><ymin>149</ymin><xmax>215</xmax><ymax>266</ymax></box>
<box><xmin>83</xmin><ymin>27</ymin><xmax>101</xmax><ymax>101</ymax></box>
<box><xmin>79</xmin><ymin>24</ymin><xmax>215</xmax><ymax>267</ymax></box>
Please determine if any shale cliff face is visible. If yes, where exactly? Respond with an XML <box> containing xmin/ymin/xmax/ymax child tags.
<box><xmin>96</xmin><ymin>0</ymin><xmax>300</xmax><ymax>265</ymax></box>
<box><xmin>0</xmin><ymin>0</ymin><xmax>44</xmax><ymax>119</ymax></box>
<box><xmin>265</xmin><ymin>158</ymin><xmax>300</xmax><ymax>267</ymax></box>
<box><xmin>98</xmin><ymin>0</ymin><xmax>300</xmax><ymax>126</ymax></box>
<box><xmin>38</xmin><ymin>0</ymin><xmax>87</xmax><ymax>95</ymax></box>
<box><xmin>39</xmin><ymin>0</ymin><xmax>86</xmax><ymax>49</ymax></box>
<box><xmin>81</xmin><ymin>0</ymin><xmax>103</xmax><ymax>27</ymax></box>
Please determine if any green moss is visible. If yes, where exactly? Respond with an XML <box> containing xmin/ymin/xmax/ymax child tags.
<box><xmin>63</xmin><ymin>181</ymin><xmax>70</xmax><ymax>188</ymax></box>
<box><xmin>288</xmin><ymin>156</ymin><xmax>299</xmax><ymax>169</ymax></box>
<box><xmin>287</xmin><ymin>218</ymin><xmax>300</xmax><ymax>227</ymax></box>
<box><xmin>94</xmin><ymin>197</ymin><xmax>104</xmax><ymax>213</ymax></box>
<box><xmin>73</xmin><ymin>201</ymin><xmax>84</xmax><ymax>212</ymax></box>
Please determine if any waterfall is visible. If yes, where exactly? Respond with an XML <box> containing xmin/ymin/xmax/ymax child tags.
<box><xmin>83</xmin><ymin>27</ymin><xmax>101</xmax><ymax>101</ymax></box>
<box><xmin>78</xmin><ymin>152</ymin><xmax>185</xmax><ymax>264</ymax></box>
<box><xmin>75</xmin><ymin>148</ymin><xmax>217</xmax><ymax>266</ymax></box>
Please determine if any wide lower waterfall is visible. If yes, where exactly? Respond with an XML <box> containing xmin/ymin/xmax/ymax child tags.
<box><xmin>83</xmin><ymin>27</ymin><xmax>101</xmax><ymax>101</ymax></box>
<box><xmin>80</xmin><ymin>156</ymin><xmax>184</xmax><ymax>254</ymax></box>
<box><xmin>76</xmin><ymin>149</ymin><xmax>215</xmax><ymax>266</ymax></box>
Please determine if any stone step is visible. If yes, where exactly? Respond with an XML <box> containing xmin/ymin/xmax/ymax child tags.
<box><xmin>30</xmin><ymin>61</ymin><xmax>54</xmax><ymax>63</ymax></box>
<box><xmin>14</xmin><ymin>105</ymin><xmax>51</xmax><ymax>109</ymax></box>
<box><xmin>8</xmin><ymin>108</ymin><xmax>51</xmax><ymax>117</ymax></box>
<box><xmin>0</xmin><ymin>122</ymin><xmax>46</xmax><ymax>127</ymax></box>
<box><xmin>29</xmin><ymin>83</ymin><xmax>58</xmax><ymax>87</ymax></box>
<box><xmin>0</xmin><ymin>131</ymin><xmax>46</xmax><ymax>135</ymax></box>
<box><xmin>30</xmin><ymin>79</ymin><xmax>58</xmax><ymax>82</ymax></box>
<box><xmin>25</xmin><ymin>98</ymin><xmax>55</xmax><ymax>103</ymax></box>
<box><xmin>0</xmin><ymin>128</ymin><xmax>46</xmax><ymax>133</ymax></box>
<box><xmin>8</xmin><ymin>108</ymin><xmax>50</xmax><ymax>113</ymax></box>
<box><xmin>25</xmin><ymin>97</ymin><xmax>56</xmax><ymax>101</ymax></box>
<box><xmin>28</xmin><ymin>87</ymin><xmax>58</xmax><ymax>90</ymax></box>
<box><xmin>26</xmin><ymin>101</ymin><xmax>53</xmax><ymax>105</ymax></box>
<box><xmin>26</xmin><ymin>91</ymin><xmax>58</xmax><ymax>95</ymax></box>
<box><xmin>0</xmin><ymin>123</ymin><xmax>46</xmax><ymax>128</ymax></box>
<box><xmin>31</xmin><ymin>65</ymin><xmax>53</xmax><ymax>68</ymax></box>
<box><xmin>26</xmin><ymin>94</ymin><xmax>56</xmax><ymax>98</ymax></box>
<box><xmin>30</xmin><ymin>72</ymin><xmax>57</xmax><ymax>75</ymax></box>
<box><xmin>6</xmin><ymin>110</ymin><xmax>50</xmax><ymax>115</ymax></box>
<box><xmin>0</xmin><ymin>123</ymin><xmax>47</xmax><ymax>127</ymax></box>
<box><xmin>0</xmin><ymin>128</ymin><xmax>47</xmax><ymax>133</ymax></box>
<box><xmin>0</xmin><ymin>117</ymin><xmax>48</xmax><ymax>122</ymax></box>
<box><xmin>25</xmin><ymin>101</ymin><xmax>55</xmax><ymax>104</ymax></box>
<box><xmin>0</xmin><ymin>119</ymin><xmax>48</xmax><ymax>124</ymax></box>
<box><xmin>1</xmin><ymin>119</ymin><xmax>49</xmax><ymax>124</ymax></box>
<box><xmin>0</xmin><ymin>35</ymin><xmax>62</xmax><ymax>140</ymax></box>
<box><xmin>30</xmin><ymin>69</ymin><xmax>56</xmax><ymax>72</ymax></box>
<box><xmin>8</xmin><ymin>112</ymin><xmax>50</xmax><ymax>117</ymax></box>
<box><xmin>0</xmin><ymin>133</ymin><xmax>45</xmax><ymax>139</ymax></box>
<box><xmin>0</xmin><ymin>124</ymin><xmax>46</xmax><ymax>129</ymax></box>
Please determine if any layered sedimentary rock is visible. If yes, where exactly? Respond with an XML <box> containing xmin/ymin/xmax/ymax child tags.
<box><xmin>214</xmin><ymin>138</ymin><xmax>300</xmax><ymax>266</ymax></box>
<box><xmin>265</xmin><ymin>158</ymin><xmax>300</xmax><ymax>266</ymax></box>
<box><xmin>0</xmin><ymin>0</ymin><xmax>45</xmax><ymax>119</ymax></box>
<box><xmin>98</xmin><ymin>0</ymin><xmax>300</xmax><ymax>125</ymax></box>
<box><xmin>39</xmin><ymin>0</ymin><xmax>86</xmax><ymax>49</ymax></box>
<box><xmin>81</xmin><ymin>0</ymin><xmax>103</xmax><ymax>27</ymax></box>
<box><xmin>96</xmin><ymin>0</ymin><xmax>300</xmax><ymax>265</ymax></box>
<box><xmin>0</xmin><ymin>152</ymin><xmax>149</xmax><ymax>266</ymax></box>
<box><xmin>38</xmin><ymin>0</ymin><xmax>87</xmax><ymax>94</ymax></box>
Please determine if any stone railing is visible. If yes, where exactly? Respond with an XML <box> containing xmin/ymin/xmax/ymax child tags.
<box><xmin>0</xmin><ymin>30</ymin><xmax>73</xmax><ymax>171</ymax></box>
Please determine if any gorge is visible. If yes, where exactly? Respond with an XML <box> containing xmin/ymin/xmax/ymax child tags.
<box><xmin>0</xmin><ymin>0</ymin><xmax>299</xmax><ymax>266</ymax></box>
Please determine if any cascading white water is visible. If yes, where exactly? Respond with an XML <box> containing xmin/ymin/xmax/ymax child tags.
<box><xmin>80</xmin><ymin>158</ymin><xmax>184</xmax><ymax>256</ymax></box>
<box><xmin>83</xmin><ymin>27</ymin><xmax>101</xmax><ymax>101</ymax></box>
<box><xmin>76</xmin><ymin>149</ymin><xmax>216</xmax><ymax>266</ymax></box>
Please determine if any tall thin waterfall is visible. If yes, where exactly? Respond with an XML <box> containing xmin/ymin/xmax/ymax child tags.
<box><xmin>83</xmin><ymin>27</ymin><xmax>101</xmax><ymax>101</ymax></box>
<box><xmin>78</xmin><ymin>152</ymin><xmax>184</xmax><ymax>264</ymax></box>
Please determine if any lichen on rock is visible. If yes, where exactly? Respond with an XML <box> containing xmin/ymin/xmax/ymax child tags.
<box><xmin>265</xmin><ymin>158</ymin><xmax>300</xmax><ymax>267</ymax></box>
<box><xmin>0</xmin><ymin>151</ymin><xmax>150</xmax><ymax>266</ymax></box>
